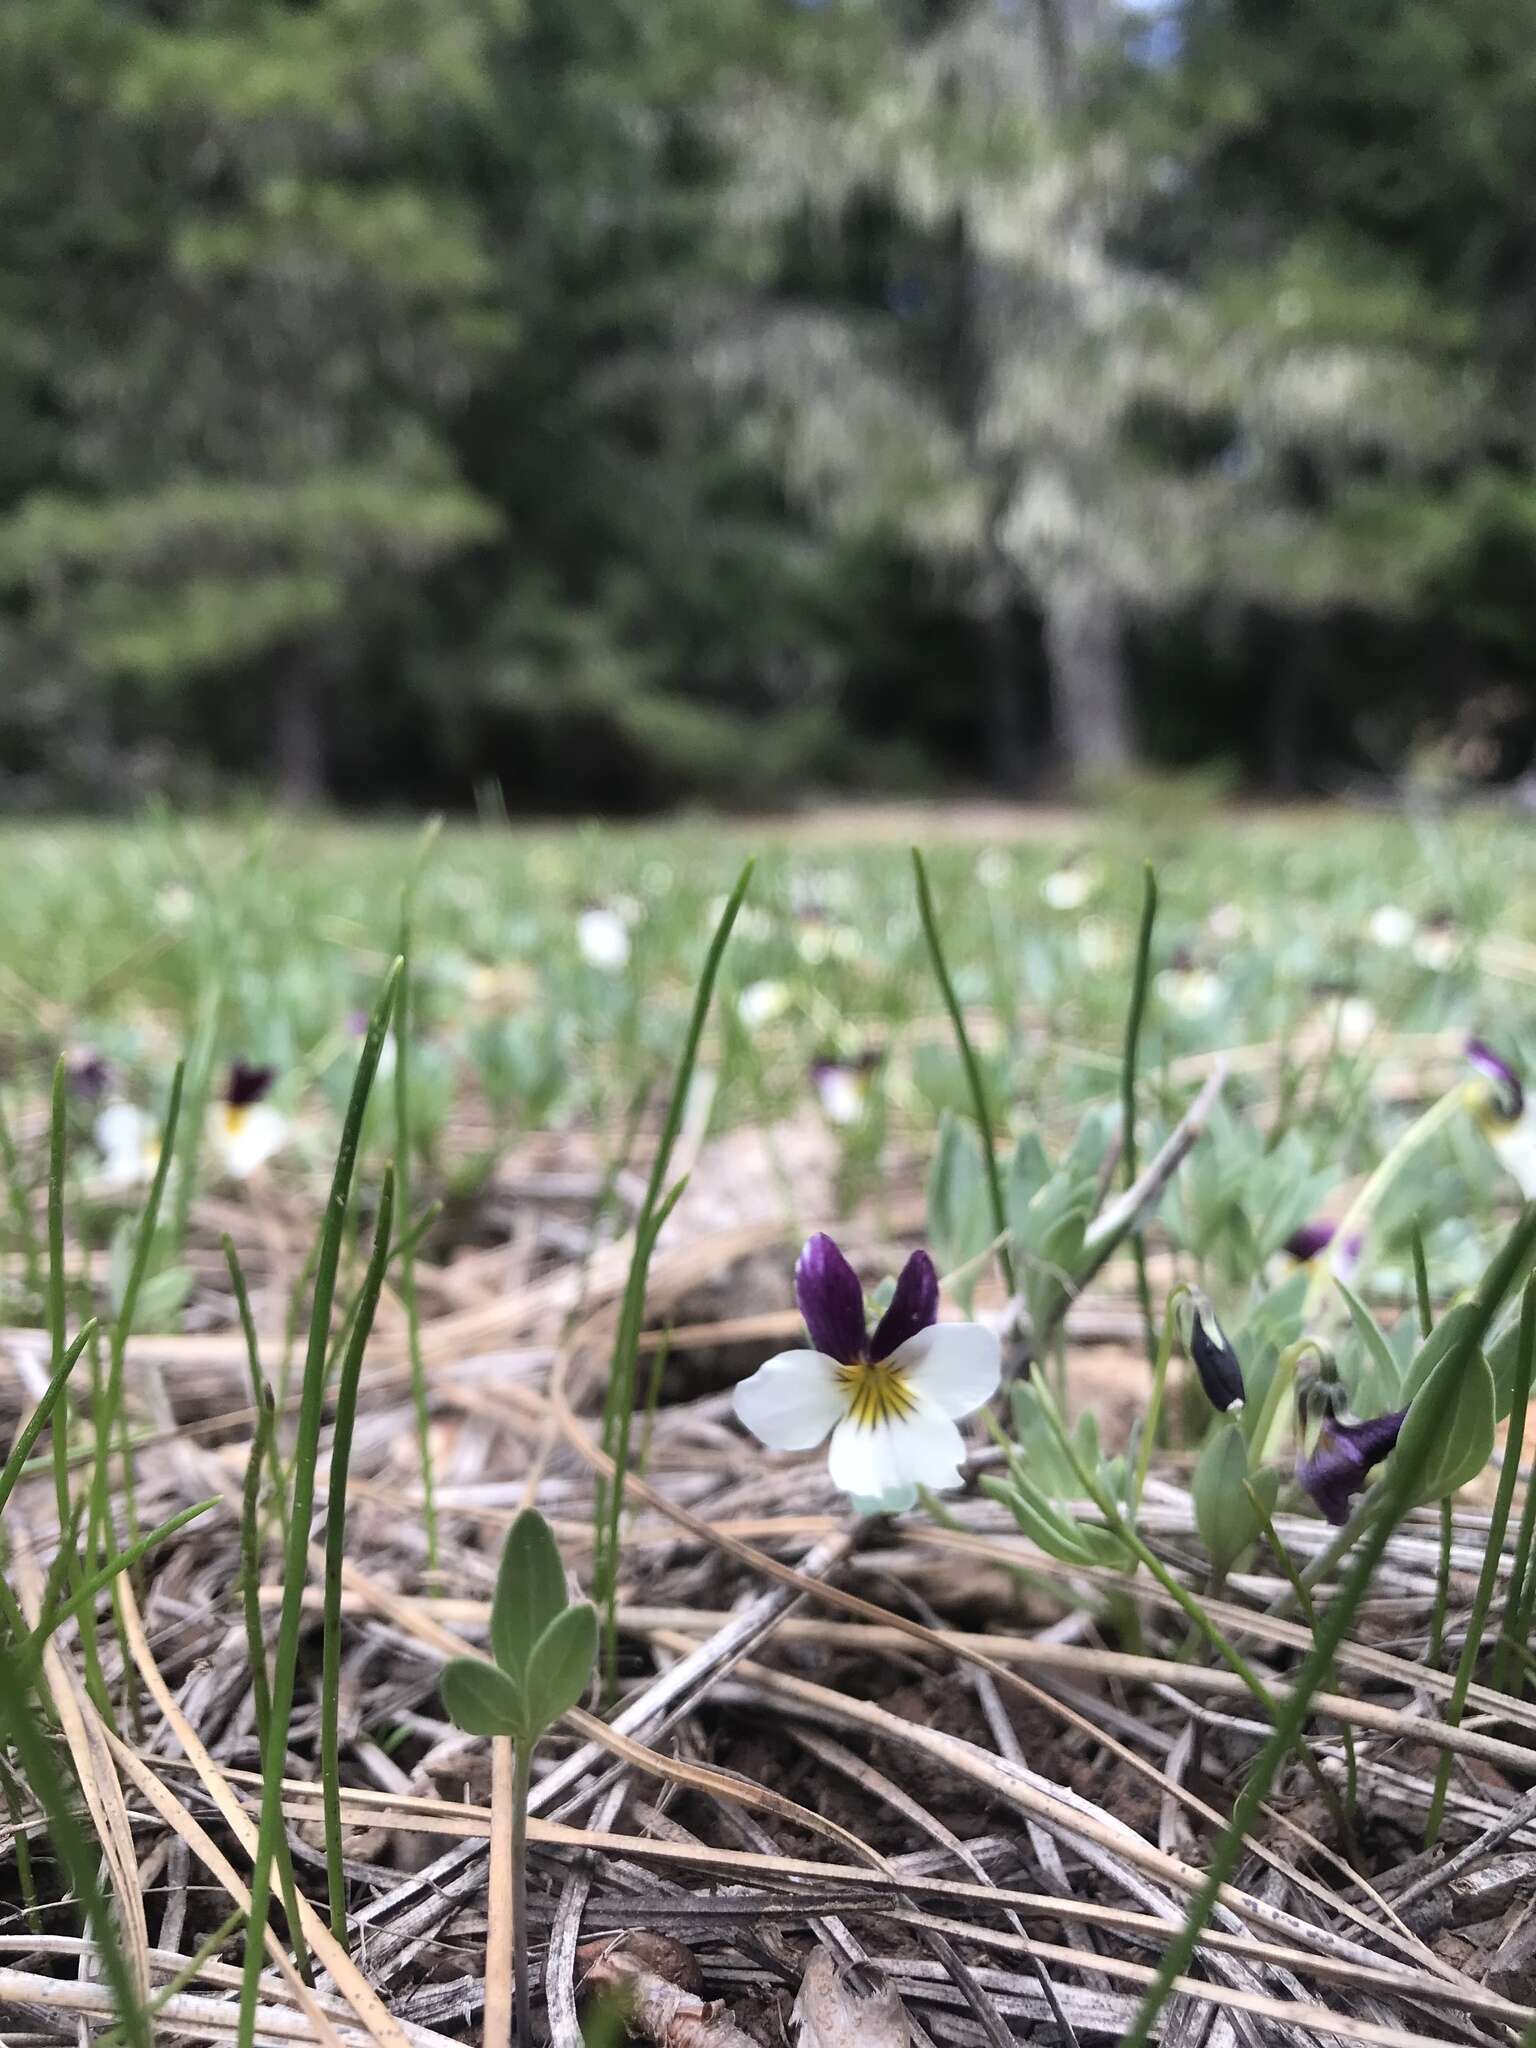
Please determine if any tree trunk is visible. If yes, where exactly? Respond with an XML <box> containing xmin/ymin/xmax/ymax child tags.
<box><xmin>979</xmin><ymin>588</ymin><xmax>1029</xmax><ymax>792</ymax></box>
<box><xmin>275</xmin><ymin>658</ymin><xmax>328</xmax><ymax>808</ymax></box>
<box><xmin>1043</xmin><ymin>575</ymin><xmax>1134</xmax><ymax>783</ymax></box>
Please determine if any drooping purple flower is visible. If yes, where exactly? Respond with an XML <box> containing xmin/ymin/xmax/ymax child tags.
<box><xmin>1467</xmin><ymin>1039</ymin><xmax>1523</xmax><ymax>1125</ymax></box>
<box><xmin>1295</xmin><ymin>1408</ymin><xmax>1407</xmax><ymax>1525</ymax></box>
<box><xmin>225</xmin><ymin>1060</ymin><xmax>276</xmax><ymax>1110</ymax></box>
<box><xmin>1284</xmin><ymin>1218</ymin><xmax>1337</xmax><ymax>1262</ymax></box>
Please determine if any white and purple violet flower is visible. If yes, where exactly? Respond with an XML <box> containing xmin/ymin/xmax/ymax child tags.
<box><xmin>1466</xmin><ymin>1038</ymin><xmax>1536</xmax><ymax>1196</ymax></box>
<box><xmin>215</xmin><ymin>1060</ymin><xmax>288</xmax><ymax>1177</ymax></box>
<box><xmin>732</xmin><ymin>1233</ymin><xmax>1000</xmax><ymax>1514</ymax></box>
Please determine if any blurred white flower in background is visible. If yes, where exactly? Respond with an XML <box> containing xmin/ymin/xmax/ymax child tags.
<box><xmin>811</xmin><ymin>1054</ymin><xmax>878</xmax><ymax>1125</ymax></box>
<box><xmin>799</xmin><ymin>923</ymin><xmax>863</xmax><ymax>965</ymax></box>
<box><xmin>95</xmin><ymin>1103</ymin><xmax>159</xmax><ymax>1190</ymax></box>
<box><xmin>1414</xmin><ymin>914</ymin><xmax>1460</xmax><ymax>971</ymax></box>
<box><xmin>154</xmin><ymin>884</ymin><xmax>195</xmax><ymax>927</ymax></box>
<box><xmin>1333</xmin><ymin>995</ymin><xmax>1378</xmax><ymax>1051</ymax></box>
<box><xmin>1368</xmin><ymin>904</ymin><xmax>1415</xmax><ymax>949</ymax></box>
<box><xmin>1156</xmin><ymin>961</ymin><xmax>1222</xmax><ymax>1019</ymax></box>
<box><xmin>212</xmin><ymin>1063</ymin><xmax>288</xmax><ymax>1178</ymax></box>
<box><xmin>1040</xmin><ymin>862</ymin><xmax>1098</xmax><ymax>911</ymax></box>
<box><xmin>738</xmin><ymin>979</ymin><xmax>790</xmax><ymax>1028</ymax></box>
<box><xmin>1077</xmin><ymin>918</ymin><xmax>1124</xmax><ymax>971</ymax></box>
<box><xmin>577</xmin><ymin>905</ymin><xmax>632</xmax><ymax>971</ymax></box>
<box><xmin>975</xmin><ymin>849</ymin><xmax>1010</xmax><ymax>890</ymax></box>
<box><xmin>1206</xmin><ymin>901</ymin><xmax>1247</xmax><ymax>944</ymax></box>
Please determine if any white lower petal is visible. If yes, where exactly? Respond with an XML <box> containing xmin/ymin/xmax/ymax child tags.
<box><xmin>733</xmin><ymin>1350</ymin><xmax>845</xmax><ymax>1451</ymax></box>
<box><xmin>95</xmin><ymin>1104</ymin><xmax>157</xmax><ymax>1187</ymax></box>
<box><xmin>827</xmin><ymin>1398</ymin><xmax>967</xmax><ymax>1499</ymax></box>
<box><xmin>1493</xmin><ymin>1117</ymin><xmax>1536</xmax><ymax>1199</ymax></box>
<box><xmin>850</xmin><ymin>1483</ymin><xmax>918</xmax><ymax>1517</ymax></box>
<box><xmin>220</xmin><ymin>1104</ymin><xmax>288</xmax><ymax>1176</ymax></box>
<box><xmin>889</xmin><ymin>1321</ymin><xmax>1001</xmax><ymax>1419</ymax></box>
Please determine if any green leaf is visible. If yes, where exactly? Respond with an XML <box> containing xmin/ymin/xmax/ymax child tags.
<box><xmin>926</xmin><ymin>1112</ymin><xmax>994</xmax><ymax>1312</ymax></box>
<box><xmin>1022</xmin><ymin>1203</ymin><xmax>1089</xmax><ymax>1346</ymax></box>
<box><xmin>439</xmin><ymin>1656</ymin><xmax>527</xmax><ymax>1740</ymax></box>
<box><xmin>1009</xmin><ymin>1381</ymin><xmax>1079</xmax><ymax>1497</ymax></box>
<box><xmin>525</xmin><ymin>1601</ymin><xmax>598</xmax><ymax>1733</ymax></box>
<box><xmin>1192</xmin><ymin>1422</ymin><xmax>1274</xmax><ymax>1575</ymax></box>
<box><xmin>1006</xmin><ymin>1131</ymin><xmax>1051</xmax><ymax>1241</ymax></box>
<box><xmin>1335</xmin><ymin>1279</ymin><xmax>1400</xmax><ymax>1395</ymax></box>
<box><xmin>1404</xmin><ymin>1351</ymin><xmax>1497</xmax><ymax>1506</ymax></box>
<box><xmin>981</xmin><ymin>1475</ymin><xmax>1098</xmax><ymax>1565</ymax></box>
<box><xmin>1402</xmin><ymin>1301</ymin><xmax>1480</xmax><ymax>1404</ymax></box>
<box><xmin>490</xmin><ymin>1507</ymin><xmax>570</xmax><ymax>1680</ymax></box>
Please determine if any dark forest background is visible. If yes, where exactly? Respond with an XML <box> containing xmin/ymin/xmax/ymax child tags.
<box><xmin>5</xmin><ymin>0</ymin><xmax>1536</xmax><ymax>814</ymax></box>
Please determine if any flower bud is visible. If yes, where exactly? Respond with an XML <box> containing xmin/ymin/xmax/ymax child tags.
<box><xmin>1177</xmin><ymin>1289</ymin><xmax>1245</xmax><ymax>1414</ymax></box>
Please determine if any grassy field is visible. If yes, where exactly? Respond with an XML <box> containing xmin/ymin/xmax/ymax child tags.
<box><xmin>4</xmin><ymin>799</ymin><xmax>1536</xmax><ymax>2047</ymax></box>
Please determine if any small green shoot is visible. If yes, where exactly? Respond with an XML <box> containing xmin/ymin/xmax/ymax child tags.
<box><xmin>441</xmin><ymin>1508</ymin><xmax>597</xmax><ymax>2048</ymax></box>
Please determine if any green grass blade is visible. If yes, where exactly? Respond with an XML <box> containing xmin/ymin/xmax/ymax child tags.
<box><xmin>223</xmin><ymin>1235</ymin><xmax>290</xmax><ymax>1551</ymax></box>
<box><xmin>911</xmin><ymin>848</ymin><xmax>1014</xmax><ymax>1297</ymax></box>
<box><xmin>238</xmin><ymin>1382</ymin><xmax>311</xmax><ymax>1984</ymax></box>
<box><xmin>321</xmin><ymin>1161</ymin><xmax>396</xmax><ymax>1947</ymax></box>
<box><xmin>23</xmin><ymin>1497</ymin><xmax>218</xmax><ymax>1662</ymax></box>
<box><xmin>396</xmin><ymin>819</ymin><xmax>441</xmax><ymax>1581</ymax></box>
<box><xmin>1425</xmin><ymin>1271</ymin><xmax>1536</xmax><ymax>1844</ymax></box>
<box><xmin>236</xmin><ymin>958</ymin><xmax>400</xmax><ymax>2048</ymax></box>
<box><xmin>46</xmin><ymin>1056</ymin><xmax>70</xmax><ymax>1534</ymax></box>
<box><xmin>595</xmin><ymin>859</ymin><xmax>751</xmax><ymax>1696</ymax></box>
<box><xmin>0</xmin><ymin>1632</ymin><xmax>149</xmax><ymax>2048</ymax></box>
<box><xmin>1122</xmin><ymin>863</ymin><xmax>1159</xmax><ymax>1363</ymax></box>
<box><xmin>0</xmin><ymin>1088</ymin><xmax>41</xmax><ymax>1308</ymax></box>
<box><xmin>0</xmin><ymin>1318</ymin><xmax>97</xmax><ymax>1523</ymax></box>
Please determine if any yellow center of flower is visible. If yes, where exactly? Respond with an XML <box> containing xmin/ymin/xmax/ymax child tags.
<box><xmin>223</xmin><ymin>1106</ymin><xmax>250</xmax><ymax>1138</ymax></box>
<box><xmin>835</xmin><ymin>1358</ymin><xmax>918</xmax><ymax>1430</ymax></box>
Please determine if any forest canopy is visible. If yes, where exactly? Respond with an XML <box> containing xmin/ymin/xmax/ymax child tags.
<box><xmin>3</xmin><ymin>0</ymin><xmax>1533</xmax><ymax>811</ymax></box>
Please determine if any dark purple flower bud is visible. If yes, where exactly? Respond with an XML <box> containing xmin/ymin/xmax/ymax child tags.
<box><xmin>1467</xmin><ymin>1039</ymin><xmax>1523</xmax><ymax>1124</ymax></box>
<box><xmin>869</xmin><ymin>1248</ymin><xmax>940</xmax><ymax>1361</ymax></box>
<box><xmin>66</xmin><ymin>1049</ymin><xmax>111</xmax><ymax>1103</ymax></box>
<box><xmin>1178</xmin><ymin>1290</ymin><xmax>1244</xmax><ymax>1413</ymax></box>
<box><xmin>225</xmin><ymin>1061</ymin><xmax>276</xmax><ymax>1110</ymax></box>
<box><xmin>1295</xmin><ymin>1408</ymin><xmax>1407</xmax><ymax>1526</ymax></box>
<box><xmin>1284</xmin><ymin>1218</ymin><xmax>1336</xmax><ymax>1262</ymax></box>
<box><xmin>795</xmin><ymin>1232</ymin><xmax>869</xmax><ymax>1365</ymax></box>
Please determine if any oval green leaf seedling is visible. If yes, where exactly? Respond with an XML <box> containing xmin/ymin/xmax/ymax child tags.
<box><xmin>443</xmin><ymin>1506</ymin><xmax>597</xmax><ymax>1750</ymax></box>
<box><xmin>492</xmin><ymin>1506</ymin><xmax>572</xmax><ymax>1680</ymax></box>
<box><xmin>440</xmin><ymin>1657</ymin><xmax>528</xmax><ymax>1740</ymax></box>
<box><xmin>526</xmin><ymin>1602</ymin><xmax>600</xmax><ymax>1733</ymax></box>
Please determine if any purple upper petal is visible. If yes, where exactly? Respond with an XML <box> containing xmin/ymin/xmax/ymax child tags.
<box><xmin>1284</xmin><ymin>1218</ymin><xmax>1337</xmax><ymax>1262</ymax></box>
<box><xmin>1467</xmin><ymin>1039</ymin><xmax>1524</xmax><ymax>1122</ymax></box>
<box><xmin>869</xmin><ymin>1248</ymin><xmax>940</xmax><ymax>1361</ymax></box>
<box><xmin>1296</xmin><ymin>1409</ymin><xmax>1407</xmax><ymax>1526</ymax></box>
<box><xmin>66</xmin><ymin>1048</ymin><xmax>112</xmax><ymax>1103</ymax></box>
<box><xmin>226</xmin><ymin>1060</ymin><xmax>276</xmax><ymax>1109</ymax></box>
<box><xmin>795</xmin><ymin>1233</ymin><xmax>869</xmax><ymax>1364</ymax></box>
